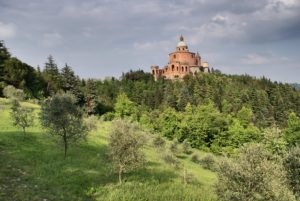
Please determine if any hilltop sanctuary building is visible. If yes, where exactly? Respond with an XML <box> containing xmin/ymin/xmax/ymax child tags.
<box><xmin>151</xmin><ymin>35</ymin><xmax>210</xmax><ymax>81</ymax></box>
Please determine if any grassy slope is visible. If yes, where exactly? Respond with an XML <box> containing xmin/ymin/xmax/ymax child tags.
<box><xmin>0</xmin><ymin>98</ymin><xmax>217</xmax><ymax>201</ymax></box>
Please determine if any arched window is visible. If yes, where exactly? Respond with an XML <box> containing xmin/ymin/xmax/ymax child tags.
<box><xmin>172</xmin><ymin>65</ymin><xmax>175</xmax><ymax>71</ymax></box>
<box><xmin>152</xmin><ymin>70</ymin><xmax>155</xmax><ymax>74</ymax></box>
<box><xmin>185</xmin><ymin>66</ymin><xmax>188</xmax><ymax>72</ymax></box>
<box><xmin>181</xmin><ymin>66</ymin><xmax>184</xmax><ymax>71</ymax></box>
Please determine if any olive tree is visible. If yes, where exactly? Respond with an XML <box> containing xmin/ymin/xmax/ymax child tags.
<box><xmin>108</xmin><ymin>119</ymin><xmax>145</xmax><ymax>184</ymax></box>
<box><xmin>40</xmin><ymin>92</ymin><xmax>88</xmax><ymax>159</ymax></box>
<box><xmin>10</xmin><ymin>100</ymin><xmax>34</xmax><ymax>136</ymax></box>
<box><xmin>216</xmin><ymin>144</ymin><xmax>296</xmax><ymax>201</ymax></box>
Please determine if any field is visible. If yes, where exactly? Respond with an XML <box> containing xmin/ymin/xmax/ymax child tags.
<box><xmin>0</xmin><ymin>98</ymin><xmax>217</xmax><ymax>201</ymax></box>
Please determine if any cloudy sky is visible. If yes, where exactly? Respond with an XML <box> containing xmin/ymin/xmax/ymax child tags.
<box><xmin>0</xmin><ymin>0</ymin><xmax>300</xmax><ymax>83</ymax></box>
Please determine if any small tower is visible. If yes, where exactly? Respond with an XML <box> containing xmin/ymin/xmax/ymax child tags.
<box><xmin>196</xmin><ymin>51</ymin><xmax>201</xmax><ymax>65</ymax></box>
<box><xmin>202</xmin><ymin>61</ymin><xmax>209</xmax><ymax>73</ymax></box>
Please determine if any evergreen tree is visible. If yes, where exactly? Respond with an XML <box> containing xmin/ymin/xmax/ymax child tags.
<box><xmin>0</xmin><ymin>40</ymin><xmax>11</xmax><ymax>82</ymax></box>
<box><xmin>84</xmin><ymin>79</ymin><xmax>97</xmax><ymax>114</ymax></box>
<box><xmin>43</xmin><ymin>55</ymin><xmax>61</xmax><ymax>95</ymax></box>
<box><xmin>61</xmin><ymin>64</ymin><xmax>83</xmax><ymax>101</ymax></box>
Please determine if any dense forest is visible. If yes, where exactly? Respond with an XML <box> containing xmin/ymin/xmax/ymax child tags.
<box><xmin>1</xmin><ymin>40</ymin><xmax>300</xmax><ymax>154</ymax></box>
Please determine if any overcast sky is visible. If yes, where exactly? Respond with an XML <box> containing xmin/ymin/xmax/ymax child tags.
<box><xmin>0</xmin><ymin>0</ymin><xmax>300</xmax><ymax>83</ymax></box>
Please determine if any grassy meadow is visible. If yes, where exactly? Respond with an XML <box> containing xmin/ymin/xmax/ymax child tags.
<box><xmin>0</xmin><ymin>98</ymin><xmax>217</xmax><ymax>201</ymax></box>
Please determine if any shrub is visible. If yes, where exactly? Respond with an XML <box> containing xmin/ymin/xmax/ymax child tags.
<box><xmin>101</xmin><ymin>112</ymin><xmax>115</xmax><ymax>121</ymax></box>
<box><xmin>283</xmin><ymin>146</ymin><xmax>300</xmax><ymax>198</ymax></box>
<box><xmin>181</xmin><ymin>167</ymin><xmax>196</xmax><ymax>185</ymax></box>
<box><xmin>182</xmin><ymin>140</ymin><xmax>192</xmax><ymax>154</ymax></box>
<box><xmin>84</xmin><ymin>115</ymin><xmax>98</xmax><ymax>131</ymax></box>
<box><xmin>200</xmin><ymin>154</ymin><xmax>217</xmax><ymax>171</ymax></box>
<box><xmin>216</xmin><ymin>144</ymin><xmax>296</xmax><ymax>201</ymax></box>
<box><xmin>3</xmin><ymin>85</ymin><xmax>24</xmax><ymax>101</ymax></box>
<box><xmin>162</xmin><ymin>152</ymin><xmax>180</xmax><ymax>168</ymax></box>
<box><xmin>191</xmin><ymin>154</ymin><xmax>200</xmax><ymax>164</ymax></box>
<box><xmin>152</xmin><ymin>135</ymin><xmax>166</xmax><ymax>149</ymax></box>
<box><xmin>169</xmin><ymin>139</ymin><xmax>179</xmax><ymax>155</ymax></box>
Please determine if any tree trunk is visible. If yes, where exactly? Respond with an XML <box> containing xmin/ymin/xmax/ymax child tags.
<box><xmin>118</xmin><ymin>165</ymin><xmax>123</xmax><ymax>184</ymax></box>
<box><xmin>22</xmin><ymin>127</ymin><xmax>26</xmax><ymax>139</ymax></box>
<box><xmin>63</xmin><ymin>132</ymin><xmax>68</xmax><ymax>159</ymax></box>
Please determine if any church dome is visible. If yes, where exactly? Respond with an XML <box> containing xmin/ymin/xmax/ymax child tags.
<box><xmin>177</xmin><ymin>35</ymin><xmax>187</xmax><ymax>47</ymax></box>
<box><xmin>177</xmin><ymin>41</ymin><xmax>187</xmax><ymax>47</ymax></box>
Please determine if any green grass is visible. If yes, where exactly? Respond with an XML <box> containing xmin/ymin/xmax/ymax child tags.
<box><xmin>0</xmin><ymin>98</ymin><xmax>217</xmax><ymax>201</ymax></box>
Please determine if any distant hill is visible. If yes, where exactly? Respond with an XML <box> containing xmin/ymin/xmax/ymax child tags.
<box><xmin>291</xmin><ymin>83</ymin><xmax>300</xmax><ymax>90</ymax></box>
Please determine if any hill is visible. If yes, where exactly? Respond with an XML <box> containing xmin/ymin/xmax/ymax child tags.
<box><xmin>291</xmin><ymin>83</ymin><xmax>300</xmax><ymax>90</ymax></box>
<box><xmin>0</xmin><ymin>98</ymin><xmax>217</xmax><ymax>201</ymax></box>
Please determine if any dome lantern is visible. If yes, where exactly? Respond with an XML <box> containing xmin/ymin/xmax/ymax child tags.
<box><xmin>177</xmin><ymin>35</ymin><xmax>188</xmax><ymax>48</ymax></box>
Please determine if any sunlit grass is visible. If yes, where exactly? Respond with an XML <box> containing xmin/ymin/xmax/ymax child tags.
<box><xmin>0</xmin><ymin>98</ymin><xmax>217</xmax><ymax>201</ymax></box>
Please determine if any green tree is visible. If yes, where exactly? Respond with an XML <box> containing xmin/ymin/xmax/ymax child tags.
<box><xmin>284</xmin><ymin>112</ymin><xmax>300</xmax><ymax>146</ymax></box>
<box><xmin>40</xmin><ymin>92</ymin><xmax>88</xmax><ymax>159</ymax></box>
<box><xmin>237</xmin><ymin>106</ymin><xmax>254</xmax><ymax>127</ymax></box>
<box><xmin>262</xmin><ymin>126</ymin><xmax>287</xmax><ymax>156</ymax></box>
<box><xmin>114</xmin><ymin>92</ymin><xmax>136</xmax><ymax>119</ymax></box>
<box><xmin>3</xmin><ymin>58</ymin><xmax>28</xmax><ymax>88</ymax></box>
<box><xmin>61</xmin><ymin>64</ymin><xmax>82</xmax><ymax>101</ymax></box>
<box><xmin>157</xmin><ymin>107</ymin><xmax>180</xmax><ymax>139</ymax></box>
<box><xmin>216</xmin><ymin>144</ymin><xmax>296</xmax><ymax>201</ymax></box>
<box><xmin>283</xmin><ymin>146</ymin><xmax>300</xmax><ymax>198</ymax></box>
<box><xmin>10</xmin><ymin>100</ymin><xmax>34</xmax><ymax>136</ymax></box>
<box><xmin>179</xmin><ymin>103</ymin><xmax>228</xmax><ymax>149</ymax></box>
<box><xmin>0</xmin><ymin>40</ymin><xmax>10</xmax><ymax>83</ymax></box>
<box><xmin>43</xmin><ymin>55</ymin><xmax>61</xmax><ymax>95</ymax></box>
<box><xmin>108</xmin><ymin>119</ymin><xmax>145</xmax><ymax>184</ymax></box>
<box><xmin>84</xmin><ymin>79</ymin><xmax>97</xmax><ymax>114</ymax></box>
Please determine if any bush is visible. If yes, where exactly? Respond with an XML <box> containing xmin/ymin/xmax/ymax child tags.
<box><xmin>3</xmin><ymin>85</ymin><xmax>24</xmax><ymax>101</ymax></box>
<box><xmin>200</xmin><ymin>154</ymin><xmax>217</xmax><ymax>171</ymax></box>
<box><xmin>101</xmin><ymin>112</ymin><xmax>115</xmax><ymax>121</ymax></box>
<box><xmin>152</xmin><ymin>135</ymin><xmax>166</xmax><ymax>149</ymax></box>
<box><xmin>191</xmin><ymin>154</ymin><xmax>201</xmax><ymax>164</ymax></box>
<box><xmin>84</xmin><ymin>115</ymin><xmax>98</xmax><ymax>131</ymax></box>
<box><xmin>162</xmin><ymin>152</ymin><xmax>180</xmax><ymax>168</ymax></box>
<box><xmin>182</xmin><ymin>140</ymin><xmax>192</xmax><ymax>154</ymax></box>
<box><xmin>283</xmin><ymin>146</ymin><xmax>300</xmax><ymax>198</ymax></box>
<box><xmin>169</xmin><ymin>139</ymin><xmax>179</xmax><ymax>154</ymax></box>
<box><xmin>181</xmin><ymin>167</ymin><xmax>197</xmax><ymax>185</ymax></box>
<box><xmin>216</xmin><ymin>144</ymin><xmax>296</xmax><ymax>201</ymax></box>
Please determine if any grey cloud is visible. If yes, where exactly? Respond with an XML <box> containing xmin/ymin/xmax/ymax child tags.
<box><xmin>0</xmin><ymin>0</ymin><xmax>299</xmax><ymax>82</ymax></box>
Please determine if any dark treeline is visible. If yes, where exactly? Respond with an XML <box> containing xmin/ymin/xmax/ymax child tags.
<box><xmin>1</xmin><ymin>40</ymin><xmax>300</xmax><ymax>125</ymax></box>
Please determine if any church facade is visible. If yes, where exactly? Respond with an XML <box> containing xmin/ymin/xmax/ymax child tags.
<box><xmin>151</xmin><ymin>35</ymin><xmax>209</xmax><ymax>81</ymax></box>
